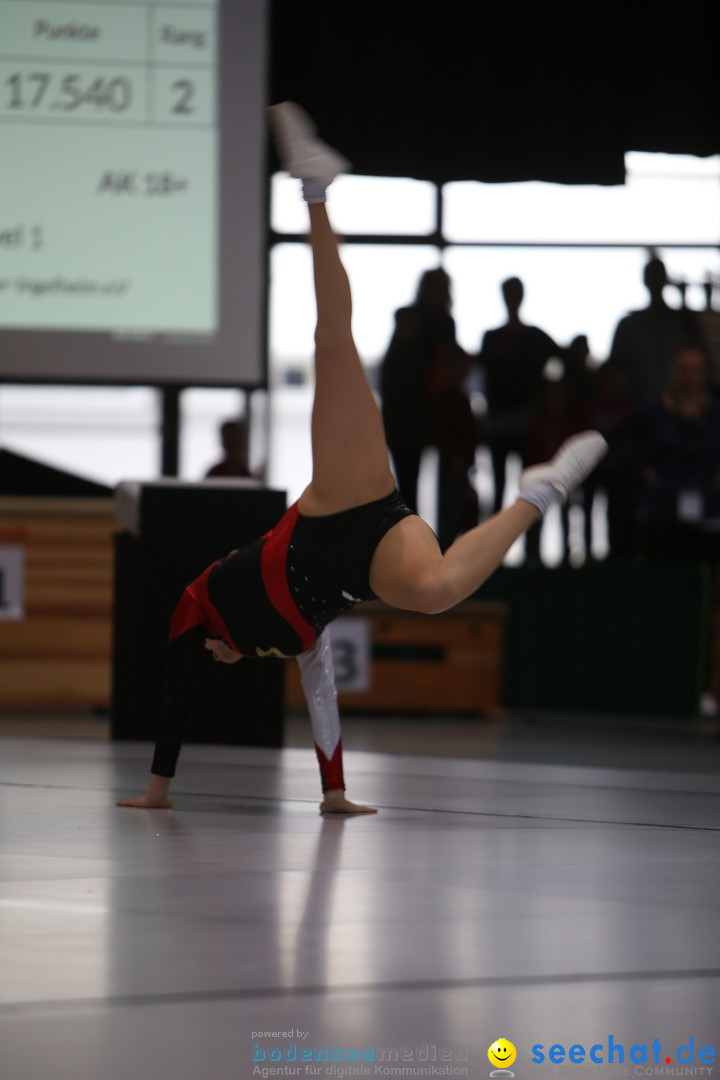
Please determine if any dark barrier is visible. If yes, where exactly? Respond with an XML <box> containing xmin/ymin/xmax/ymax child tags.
<box><xmin>112</xmin><ymin>483</ymin><xmax>287</xmax><ymax>749</ymax></box>
<box><xmin>477</xmin><ymin>562</ymin><xmax>712</xmax><ymax>718</ymax></box>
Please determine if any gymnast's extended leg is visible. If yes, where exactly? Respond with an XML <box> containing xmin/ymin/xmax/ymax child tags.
<box><xmin>269</xmin><ymin>104</ymin><xmax>395</xmax><ymax>517</ymax></box>
<box><xmin>369</xmin><ymin>435</ymin><xmax>606</xmax><ymax>613</ymax></box>
<box><xmin>299</xmin><ymin>203</ymin><xmax>396</xmax><ymax>515</ymax></box>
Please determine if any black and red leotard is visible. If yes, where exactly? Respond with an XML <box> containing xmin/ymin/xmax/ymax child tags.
<box><xmin>150</xmin><ymin>489</ymin><xmax>414</xmax><ymax>791</ymax></box>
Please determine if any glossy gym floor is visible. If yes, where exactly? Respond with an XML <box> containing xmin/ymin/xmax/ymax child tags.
<box><xmin>2</xmin><ymin>718</ymin><xmax>720</xmax><ymax>1080</ymax></box>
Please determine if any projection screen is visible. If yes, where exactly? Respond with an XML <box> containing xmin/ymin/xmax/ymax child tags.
<box><xmin>0</xmin><ymin>0</ymin><xmax>267</xmax><ymax>386</ymax></box>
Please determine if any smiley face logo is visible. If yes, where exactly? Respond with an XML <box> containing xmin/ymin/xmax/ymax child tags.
<box><xmin>488</xmin><ymin>1039</ymin><xmax>517</xmax><ymax>1070</ymax></box>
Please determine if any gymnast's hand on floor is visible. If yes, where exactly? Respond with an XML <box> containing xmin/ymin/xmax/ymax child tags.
<box><xmin>116</xmin><ymin>793</ymin><xmax>173</xmax><ymax>809</ymax></box>
<box><xmin>320</xmin><ymin>789</ymin><xmax>378</xmax><ymax>814</ymax></box>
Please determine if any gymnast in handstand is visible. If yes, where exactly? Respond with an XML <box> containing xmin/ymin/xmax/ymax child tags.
<box><xmin>117</xmin><ymin>103</ymin><xmax>607</xmax><ymax>815</ymax></box>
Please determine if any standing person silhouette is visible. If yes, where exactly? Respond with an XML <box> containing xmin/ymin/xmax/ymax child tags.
<box><xmin>380</xmin><ymin>268</ymin><xmax>456</xmax><ymax>513</ymax></box>
<box><xmin>609</xmin><ymin>255</ymin><xmax>706</xmax><ymax>407</ymax></box>
<box><xmin>117</xmin><ymin>104</ymin><xmax>607</xmax><ymax>816</ymax></box>
<box><xmin>479</xmin><ymin>277</ymin><xmax>559</xmax><ymax>515</ymax></box>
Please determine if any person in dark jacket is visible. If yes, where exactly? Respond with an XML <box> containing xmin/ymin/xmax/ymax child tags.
<box><xmin>380</xmin><ymin>268</ymin><xmax>456</xmax><ymax>512</ymax></box>
<box><xmin>479</xmin><ymin>277</ymin><xmax>559</xmax><ymax>513</ymax></box>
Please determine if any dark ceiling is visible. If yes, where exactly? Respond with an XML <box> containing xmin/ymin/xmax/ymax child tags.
<box><xmin>270</xmin><ymin>2</ymin><xmax>720</xmax><ymax>186</ymax></box>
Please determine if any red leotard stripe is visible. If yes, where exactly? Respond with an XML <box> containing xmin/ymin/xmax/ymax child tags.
<box><xmin>168</xmin><ymin>588</ymin><xmax>203</xmax><ymax>639</ymax></box>
<box><xmin>260</xmin><ymin>502</ymin><xmax>317</xmax><ymax>654</ymax></box>
<box><xmin>171</xmin><ymin>559</ymin><xmax>240</xmax><ymax>651</ymax></box>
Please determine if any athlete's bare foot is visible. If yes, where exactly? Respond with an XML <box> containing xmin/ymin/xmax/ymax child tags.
<box><xmin>320</xmin><ymin>789</ymin><xmax>378</xmax><ymax>814</ymax></box>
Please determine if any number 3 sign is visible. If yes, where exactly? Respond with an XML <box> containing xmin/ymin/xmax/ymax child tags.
<box><xmin>328</xmin><ymin>617</ymin><xmax>371</xmax><ymax>692</ymax></box>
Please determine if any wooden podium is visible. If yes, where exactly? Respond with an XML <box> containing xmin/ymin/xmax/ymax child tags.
<box><xmin>285</xmin><ymin>600</ymin><xmax>508</xmax><ymax>715</ymax></box>
<box><xmin>0</xmin><ymin>496</ymin><xmax>115</xmax><ymax>707</ymax></box>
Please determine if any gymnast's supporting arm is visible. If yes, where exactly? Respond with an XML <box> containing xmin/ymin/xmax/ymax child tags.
<box><xmin>116</xmin><ymin>606</ymin><xmax>204</xmax><ymax>809</ymax></box>
<box><xmin>296</xmin><ymin>627</ymin><xmax>377</xmax><ymax>814</ymax></box>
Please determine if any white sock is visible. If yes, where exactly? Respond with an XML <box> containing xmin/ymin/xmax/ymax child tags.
<box><xmin>301</xmin><ymin>177</ymin><xmax>327</xmax><ymax>204</ymax></box>
<box><xmin>516</xmin><ymin>481</ymin><xmax>558</xmax><ymax>516</ymax></box>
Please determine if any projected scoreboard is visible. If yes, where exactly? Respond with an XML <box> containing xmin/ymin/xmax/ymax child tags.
<box><xmin>0</xmin><ymin>0</ymin><xmax>218</xmax><ymax>337</ymax></box>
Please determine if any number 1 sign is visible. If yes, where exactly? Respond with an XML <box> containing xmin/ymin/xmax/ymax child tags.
<box><xmin>0</xmin><ymin>546</ymin><xmax>24</xmax><ymax>620</ymax></box>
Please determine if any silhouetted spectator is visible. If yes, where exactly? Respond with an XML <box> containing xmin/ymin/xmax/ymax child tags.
<box><xmin>699</xmin><ymin>278</ymin><xmax>720</xmax><ymax>395</ymax></box>
<box><xmin>478</xmin><ymin>277</ymin><xmax>559</xmax><ymax>513</ymax></box>
<box><xmin>608</xmin><ymin>256</ymin><xmax>706</xmax><ymax>407</ymax></box>
<box><xmin>431</xmin><ymin>342</ymin><xmax>479</xmax><ymax>550</ymax></box>
<box><xmin>524</xmin><ymin>377</ymin><xmax>577</xmax><ymax>563</ymax></box>
<box><xmin>380</xmin><ymin>268</ymin><xmax>456</xmax><ymax>512</ymax></box>
<box><xmin>606</xmin><ymin>341</ymin><xmax>720</xmax><ymax>557</ymax></box>
<box><xmin>206</xmin><ymin>418</ymin><xmax>254</xmax><ymax>479</ymax></box>
<box><xmin>562</xmin><ymin>334</ymin><xmax>594</xmax><ymax>408</ymax></box>
<box><xmin>572</xmin><ymin>361</ymin><xmax>632</xmax><ymax>559</ymax></box>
